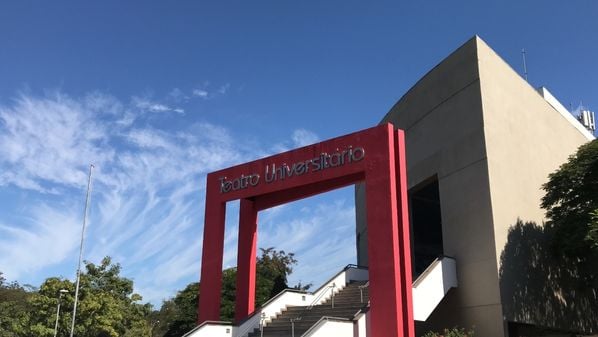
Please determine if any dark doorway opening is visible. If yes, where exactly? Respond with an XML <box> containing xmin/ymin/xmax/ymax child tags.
<box><xmin>409</xmin><ymin>176</ymin><xmax>444</xmax><ymax>277</ymax></box>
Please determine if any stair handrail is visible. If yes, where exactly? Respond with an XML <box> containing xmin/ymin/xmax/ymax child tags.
<box><xmin>304</xmin><ymin>263</ymin><xmax>365</xmax><ymax>296</ymax></box>
<box><xmin>290</xmin><ymin>316</ymin><xmax>298</xmax><ymax>337</ymax></box>
<box><xmin>308</xmin><ymin>283</ymin><xmax>336</xmax><ymax>310</ymax></box>
<box><xmin>235</xmin><ymin>288</ymin><xmax>307</xmax><ymax>337</ymax></box>
<box><xmin>358</xmin><ymin>281</ymin><xmax>369</xmax><ymax>303</ymax></box>
<box><xmin>236</xmin><ymin>264</ymin><xmax>366</xmax><ymax>337</ymax></box>
<box><xmin>289</xmin><ymin>283</ymin><xmax>336</xmax><ymax>336</ymax></box>
<box><xmin>292</xmin><ymin>283</ymin><xmax>335</xmax><ymax>320</ymax></box>
<box><xmin>259</xmin><ymin>312</ymin><xmax>266</xmax><ymax>337</ymax></box>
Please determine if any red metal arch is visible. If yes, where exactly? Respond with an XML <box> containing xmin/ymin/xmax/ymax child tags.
<box><xmin>198</xmin><ymin>123</ymin><xmax>414</xmax><ymax>337</ymax></box>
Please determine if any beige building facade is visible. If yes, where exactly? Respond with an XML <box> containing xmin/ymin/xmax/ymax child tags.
<box><xmin>355</xmin><ymin>36</ymin><xmax>596</xmax><ymax>337</ymax></box>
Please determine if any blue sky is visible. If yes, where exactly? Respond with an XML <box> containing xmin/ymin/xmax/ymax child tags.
<box><xmin>0</xmin><ymin>1</ymin><xmax>596</xmax><ymax>306</ymax></box>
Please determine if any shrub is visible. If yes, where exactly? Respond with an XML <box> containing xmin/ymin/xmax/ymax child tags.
<box><xmin>423</xmin><ymin>327</ymin><xmax>474</xmax><ymax>337</ymax></box>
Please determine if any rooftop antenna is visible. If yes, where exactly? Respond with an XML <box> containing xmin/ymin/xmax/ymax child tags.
<box><xmin>70</xmin><ymin>164</ymin><xmax>94</xmax><ymax>337</ymax></box>
<box><xmin>521</xmin><ymin>48</ymin><xmax>528</xmax><ymax>82</ymax></box>
<box><xmin>575</xmin><ymin>101</ymin><xmax>596</xmax><ymax>133</ymax></box>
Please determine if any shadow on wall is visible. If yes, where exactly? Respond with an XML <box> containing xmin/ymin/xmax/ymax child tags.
<box><xmin>499</xmin><ymin>219</ymin><xmax>598</xmax><ymax>335</ymax></box>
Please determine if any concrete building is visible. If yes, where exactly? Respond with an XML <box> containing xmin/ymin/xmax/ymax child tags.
<box><xmin>190</xmin><ymin>36</ymin><xmax>596</xmax><ymax>337</ymax></box>
<box><xmin>356</xmin><ymin>36</ymin><xmax>596</xmax><ymax>336</ymax></box>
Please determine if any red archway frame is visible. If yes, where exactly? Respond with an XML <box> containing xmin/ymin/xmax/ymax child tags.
<box><xmin>198</xmin><ymin>123</ymin><xmax>414</xmax><ymax>337</ymax></box>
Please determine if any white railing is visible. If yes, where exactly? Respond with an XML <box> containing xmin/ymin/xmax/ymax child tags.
<box><xmin>182</xmin><ymin>321</ymin><xmax>233</xmax><ymax>337</ymax></box>
<box><xmin>412</xmin><ymin>256</ymin><xmax>457</xmax><ymax>321</ymax></box>
<box><xmin>354</xmin><ymin>310</ymin><xmax>368</xmax><ymax>337</ymax></box>
<box><xmin>183</xmin><ymin>259</ymin><xmax>456</xmax><ymax>337</ymax></box>
<box><xmin>301</xmin><ymin>316</ymin><xmax>353</xmax><ymax>337</ymax></box>
<box><xmin>234</xmin><ymin>289</ymin><xmax>309</xmax><ymax>337</ymax></box>
<box><xmin>183</xmin><ymin>265</ymin><xmax>370</xmax><ymax>337</ymax></box>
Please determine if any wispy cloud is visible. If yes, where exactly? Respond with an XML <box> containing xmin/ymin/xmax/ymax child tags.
<box><xmin>0</xmin><ymin>91</ymin><xmax>114</xmax><ymax>193</ymax></box>
<box><xmin>132</xmin><ymin>96</ymin><xmax>184</xmax><ymax>114</ymax></box>
<box><xmin>292</xmin><ymin>129</ymin><xmax>319</xmax><ymax>148</ymax></box>
<box><xmin>258</xmin><ymin>195</ymin><xmax>356</xmax><ymax>288</ymax></box>
<box><xmin>0</xmin><ymin>204</ymin><xmax>80</xmax><ymax>279</ymax></box>
<box><xmin>218</xmin><ymin>83</ymin><xmax>231</xmax><ymax>95</ymax></box>
<box><xmin>0</xmin><ymin>89</ymin><xmax>339</xmax><ymax>305</ymax></box>
<box><xmin>191</xmin><ymin>83</ymin><xmax>231</xmax><ymax>100</ymax></box>
<box><xmin>192</xmin><ymin>89</ymin><xmax>209</xmax><ymax>98</ymax></box>
<box><xmin>268</xmin><ymin>128</ymin><xmax>320</xmax><ymax>154</ymax></box>
<box><xmin>168</xmin><ymin>88</ymin><xmax>190</xmax><ymax>103</ymax></box>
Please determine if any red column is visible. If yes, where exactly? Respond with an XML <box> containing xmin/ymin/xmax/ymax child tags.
<box><xmin>198</xmin><ymin>179</ymin><xmax>227</xmax><ymax>323</ymax></box>
<box><xmin>235</xmin><ymin>198</ymin><xmax>258</xmax><ymax>322</ymax></box>
<box><xmin>396</xmin><ymin>129</ymin><xmax>415</xmax><ymax>337</ymax></box>
<box><xmin>365</xmin><ymin>126</ymin><xmax>405</xmax><ymax>337</ymax></box>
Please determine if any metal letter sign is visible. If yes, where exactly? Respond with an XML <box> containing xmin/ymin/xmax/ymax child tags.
<box><xmin>198</xmin><ymin>124</ymin><xmax>414</xmax><ymax>337</ymax></box>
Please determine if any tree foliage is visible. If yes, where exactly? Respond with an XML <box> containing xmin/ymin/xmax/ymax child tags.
<box><xmin>423</xmin><ymin>327</ymin><xmax>474</xmax><ymax>337</ymax></box>
<box><xmin>0</xmin><ymin>272</ymin><xmax>33</xmax><ymax>337</ymax></box>
<box><xmin>156</xmin><ymin>282</ymin><xmax>200</xmax><ymax>337</ymax></box>
<box><xmin>255</xmin><ymin>247</ymin><xmax>298</xmax><ymax>304</ymax></box>
<box><xmin>157</xmin><ymin>247</ymin><xmax>302</xmax><ymax>336</ymax></box>
<box><xmin>1</xmin><ymin>248</ymin><xmax>302</xmax><ymax>337</ymax></box>
<box><xmin>541</xmin><ymin>139</ymin><xmax>598</xmax><ymax>257</ymax></box>
<box><xmin>0</xmin><ymin>257</ymin><xmax>153</xmax><ymax>337</ymax></box>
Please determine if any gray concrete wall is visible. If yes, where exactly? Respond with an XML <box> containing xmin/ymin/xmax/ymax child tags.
<box><xmin>356</xmin><ymin>35</ymin><xmax>596</xmax><ymax>336</ymax></box>
<box><xmin>356</xmin><ymin>36</ymin><xmax>507</xmax><ymax>337</ymax></box>
<box><xmin>477</xmin><ymin>38</ymin><xmax>597</xmax><ymax>334</ymax></box>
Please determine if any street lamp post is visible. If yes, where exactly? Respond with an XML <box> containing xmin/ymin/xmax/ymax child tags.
<box><xmin>53</xmin><ymin>289</ymin><xmax>69</xmax><ymax>337</ymax></box>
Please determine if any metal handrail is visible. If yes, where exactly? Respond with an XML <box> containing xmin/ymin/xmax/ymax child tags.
<box><xmin>259</xmin><ymin>312</ymin><xmax>266</xmax><ymax>337</ymax></box>
<box><xmin>307</xmin><ymin>264</ymin><xmax>365</xmax><ymax>295</ymax></box>
<box><xmin>307</xmin><ymin>283</ymin><xmax>335</xmax><ymax>310</ymax></box>
<box><xmin>290</xmin><ymin>317</ymin><xmax>298</xmax><ymax>337</ymax></box>
<box><xmin>239</xmin><ymin>264</ymin><xmax>366</xmax><ymax>337</ymax></box>
<box><xmin>290</xmin><ymin>283</ymin><xmax>336</xmax><ymax>337</ymax></box>
<box><xmin>234</xmin><ymin>288</ymin><xmax>307</xmax><ymax>337</ymax></box>
<box><xmin>358</xmin><ymin>281</ymin><xmax>369</xmax><ymax>303</ymax></box>
<box><xmin>243</xmin><ymin>264</ymin><xmax>363</xmax><ymax>324</ymax></box>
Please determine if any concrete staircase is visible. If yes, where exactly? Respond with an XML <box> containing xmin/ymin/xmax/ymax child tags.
<box><xmin>183</xmin><ymin>259</ymin><xmax>456</xmax><ymax>337</ymax></box>
<box><xmin>248</xmin><ymin>281</ymin><xmax>369</xmax><ymax>337</ymax></box>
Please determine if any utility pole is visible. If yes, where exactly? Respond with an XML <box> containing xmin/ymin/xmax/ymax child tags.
<box><xmin>69</xmin><ymin>164</ymin><xmax>94</xmax><ymax>337</ymax></box>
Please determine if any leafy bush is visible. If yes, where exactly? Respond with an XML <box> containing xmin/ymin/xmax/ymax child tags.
<box><xmin>423</xmin><ymin>327</ymin><xmax>474</xmax><ymax>337</ymax></box>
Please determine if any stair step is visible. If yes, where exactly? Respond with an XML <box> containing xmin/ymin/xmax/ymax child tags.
<box><xmin>247</xmin><ymin>280</ymin><xmax>370</xmax><ymax>337</ymax></box>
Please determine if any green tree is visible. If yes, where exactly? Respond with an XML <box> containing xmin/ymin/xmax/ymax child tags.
<box><xmin>255</xmin><ymin>247</ymin><xmax>298</xmax><ymax>304</ymax></box>
<box><xmin>220</xmin><ymin>268</ymin><xmax>237</xmax><ymax>323</ymax></box>
<box><xmin>0</xmin><ymin>272</ymin><xmax>32</xmax><ymax>337</ymax></box>
<box><xmin>27</xmin><ymin>277</ymin><xmax>74</xmax><ymax>337</ymax></box>
<box><xmin>588</xmin><ymin>209</ymin><xmax>598</xmax><ymax>247</ymax></box>
<box><xmin>148</xmin><ymin>298</ymin><xmax>177</xmax><ymax>337</ymax></box>
<box><xmin>160</xmin><ymin>283</ymin><xmax>200</xmax><ymax>337</ymax></box>
<box><xmin>158</xmin><ymin>247</ymin><xmax>302</xmax><ymax>337</ymax></box>
<box><xmin>541</xmin><ymin>139</ymin><xmax>598</xmax><ymax>257</ymax></box>
<box><xmin>23</xmin><ymin>257</ymin><xmax>152</xmax><ymax>337</ymax></box>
